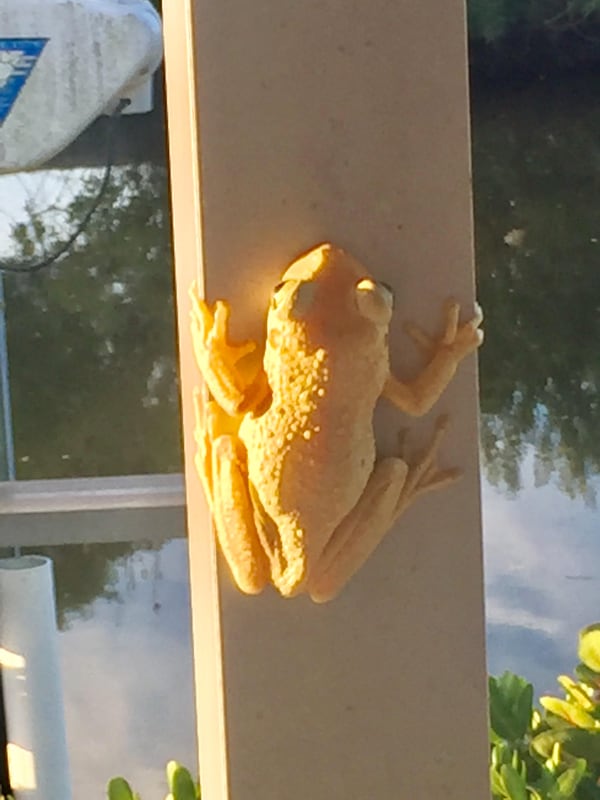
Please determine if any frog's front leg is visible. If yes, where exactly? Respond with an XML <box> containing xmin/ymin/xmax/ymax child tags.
<box><xmin>307</xmin><ymin>417</ymin><xmax>459</xmax><ymax>603</ymax></box>
<box><xmin>383</xmin><ymin>300</ymin><xmax>483</xmax><ymax>417</ymax></box>
<box><xmin>193</xmin><ymin>392</ymin><xmax>270</xmax><ymax>595</ymax></box>
<box><xmin>190</xmin><ymin>282</ymin><xmax>270</xmax><ymax>416</ymax></box>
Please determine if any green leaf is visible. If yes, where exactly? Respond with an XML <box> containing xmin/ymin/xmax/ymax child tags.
<box><xmin>492</xmin><ymin>742</ymin><xmax>506</xmax><ymax>767</ymax></box>
<box><xmin>106</xmin><ymin>777</ymin><xmax>135</xmax><ymax>800</ymax></box>
<box><xmin>540</xmin><ymin>697</ymin><xmax>600</xmax><ymax>729</ymax></box>
<box><xmin>557</xmin><ymin>676</ymin><xmax>596</xmax><ymax>711</ymax></box>
<box><xmin>575</xmin><ymin>663</ymin><xmax>600</xmax><ymax>688</ymax></box>
<box><xmin>490</xmin><ymin>764</ymin><xmax>507</xmax><ymax>797</ymax></box>
<box><xmin>500</xmin><ymin>763</ymin><xmax>528</xmax><ymax>800</ymax></box>
<box><xmin>167</xmin><ymin>761</ymin><xmax>181</xmax><ymax>788</ymax></box>
<box><xmin>170</xmin><ymin>764</ymin><xmax>198</xmax><ymax>800</ymax></box>
<box><xmin>574</xmin><ymin>774</ymin><xmax>600</xmax><ymax>800</ymax></box>
<box><xmin>579</xmin><ymin>625</ymin><xmax>600</xmax><ymax>672</ymax></box>
<box><xmin>553</xmin><ymin>759</ymin><xmax>586</xmax><ymax>797</ymax></box>
<box><xmin>489</xmin><ymin>672</ymin><xmax>534</xmax><ymax>741</ymax></box>
<box><xmin>531</xmin><ymin>727</ymin><xmax>600</xmax><ymax>764</ymax></box>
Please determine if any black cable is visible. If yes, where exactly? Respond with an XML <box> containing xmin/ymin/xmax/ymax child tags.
<box><xmin>0</xmin><ymin>98</ymin><xmax>130</xmax><ymax>275</ymax></box>
<box><xmin>0</xmin><ymin>666</ymin><xmax>11</xmax><ymax>796</ymax></box>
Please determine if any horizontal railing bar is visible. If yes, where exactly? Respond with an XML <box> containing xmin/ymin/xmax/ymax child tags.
<box><xmin>0</xmin><ymin>473</ymin><xmax>186</xmax><ymax>514</ymax></box>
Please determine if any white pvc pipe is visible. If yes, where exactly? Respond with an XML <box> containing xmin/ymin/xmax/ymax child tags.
<box><xmin>0</xmin><ymin>556</ymin><xmax>71</xmax><ymax>799</ymax></box>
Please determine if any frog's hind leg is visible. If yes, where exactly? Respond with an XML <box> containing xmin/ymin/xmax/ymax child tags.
<box><xmin>308</xmin><ymin>458</ymin><xmax>409</xmax><ymax>601</ymax></box>
<box><xmin>307</xmin><ymin>416</ymin><xmax>460</xmax><ymax>603</ymax></box>
<box><xmin>193</xmin><ymin>391</ymin><xmax>270</xmax><ymax>595</ymax></box>
<box><xmin>392</xmin><ymin>415</ymin><xmax>460</xmax><ymax>518</ymax></box>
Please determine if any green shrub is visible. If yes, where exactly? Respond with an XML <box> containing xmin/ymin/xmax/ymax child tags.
<box><xmin>106</xmin><ymin>761</ymin><xmax>200</xmax><ymax>800</ymax></box>
<box><xmin>490</xmin><ymin>623</ymin><xmax>600</xmax><ymax>799</ymax></box>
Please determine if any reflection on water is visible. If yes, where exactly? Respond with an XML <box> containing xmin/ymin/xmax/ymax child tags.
<box><xmin>473</xmin><ymin>75</ymin><xmax>600</xmax><ymax>691</ymax></box>
<box><xmin>29</xmin><ymin>542</ymin><xmax>139</xmax><ymax>629</ymax></box>
<box><xmin>1</xmin><ymin>163</ymin><xmax>181</xmax><ymax>479</ymax></box>
<box><xmin>474</xmin><ymin>76</ymin><xmax>600</xmax><ymax>501</ymax></box>
<box><xmin>54</xmin><ymin>539</ymin><xmax>195</xmax><ymax>797</ymax></box>
<box><xmin>483</xmin><ymin>452</ymin><xmax>600</xmax><ymax>695</ymax></box>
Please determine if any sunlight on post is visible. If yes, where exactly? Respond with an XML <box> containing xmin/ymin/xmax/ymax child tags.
<box><xmin>6</xmin><ymin>743</ymin><xmax>36</xmax><ymax>791</ymax></box>
<box><xmin>0</xmin><ymin>648</ymin><xmax>25</xmax><ymax>670</ymax></box>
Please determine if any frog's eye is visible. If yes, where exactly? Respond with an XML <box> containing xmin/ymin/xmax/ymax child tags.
<box><xmin>379</xmin><ymin>282</ymin><xmax>395</xmax><ymax>309</ymax></box>
<box><xmin>355</xmin><ymin>278</ymin><xmax>394</xmax><ymax>324</ymax></box>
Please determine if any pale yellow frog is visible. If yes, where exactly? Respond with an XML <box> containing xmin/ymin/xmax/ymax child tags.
<box><xmin>190</xmin><ymin>243</ymin><xmax>483</xmax><ymax>603</ymax></box>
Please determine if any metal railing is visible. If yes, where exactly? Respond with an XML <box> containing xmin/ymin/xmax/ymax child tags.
<box><xmin>0</xmin><ymin>473</ymin><xmax>187</xmax><ymax>548</ymax></box>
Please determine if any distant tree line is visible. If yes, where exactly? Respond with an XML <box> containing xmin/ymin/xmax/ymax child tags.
<box><xmin>468</xmin><ymin>0</ymin><xmax>600</xmax><ymax>82</ymax></box>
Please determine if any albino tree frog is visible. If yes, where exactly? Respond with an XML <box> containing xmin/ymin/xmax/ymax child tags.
<box><xmin>190</xmin><ymin>243</ymin><xmax>483</xmax><ymax>602</ymax></box>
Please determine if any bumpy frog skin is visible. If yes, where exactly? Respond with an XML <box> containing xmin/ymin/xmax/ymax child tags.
<box><xmin>190</xmin><ymin>243</ymin><xmax>483</xmax><ymax>603</ymax></box>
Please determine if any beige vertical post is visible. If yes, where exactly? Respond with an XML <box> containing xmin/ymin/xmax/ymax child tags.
<box><xmin>163</xmin><ymin>1</ymin><xmax>490</xmax><ymax>798</ymax></box>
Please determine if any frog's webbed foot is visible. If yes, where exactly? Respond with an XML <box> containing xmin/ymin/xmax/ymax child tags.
<box><xmin>190</xmin><ymin>281</ymin><xmax>269</xmax><ymax>416</ymax></box>
<box><xmin>308</xmin><ymin>417</ymin><xmax>460</xmax><ymax>603</ymax></box>
<box><xmin>383</xmin><ymin>300</ymin><xmax>483</xmax><ymax>417</ymax></box>
<box><xmin>404</xmin><ymin>298</ymin><xmax>484</xmax><ymax>365</ymax></box>
<box><xmin>393</xmin><ymin>414</ymin><xmax>461</xmax><ymax>517</ymax></box>
<box><xmin>193</xmin><ymin>391</ymin><xmax>269</xmax><ymax>595</ymax></box>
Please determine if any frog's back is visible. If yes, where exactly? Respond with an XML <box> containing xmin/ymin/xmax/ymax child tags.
<box><xmin>242</xmin><ymin>332</ymin><xmax>387</xmax><ymax>570</ymax></box>
<box><xmin>240</xmin><ymin>243</ymin><xmax>394</xmax><ymax>588</ymax></box>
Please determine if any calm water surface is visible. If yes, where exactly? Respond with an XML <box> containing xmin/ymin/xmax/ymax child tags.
<box><xmin>474</xmin><ymin>74</ymin><xmax>600</xmax><ymax>692</ymax></box>
<box><xmin>54</xmin><ymin>539</ymin><xmax>195</xmax><ymax>796</ymax></box>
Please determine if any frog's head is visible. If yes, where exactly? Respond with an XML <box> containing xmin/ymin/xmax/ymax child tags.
<box><xmin>267</xmin><ymin>243</ymin><xmax>394</xmax><ymax>348</ymax></box>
